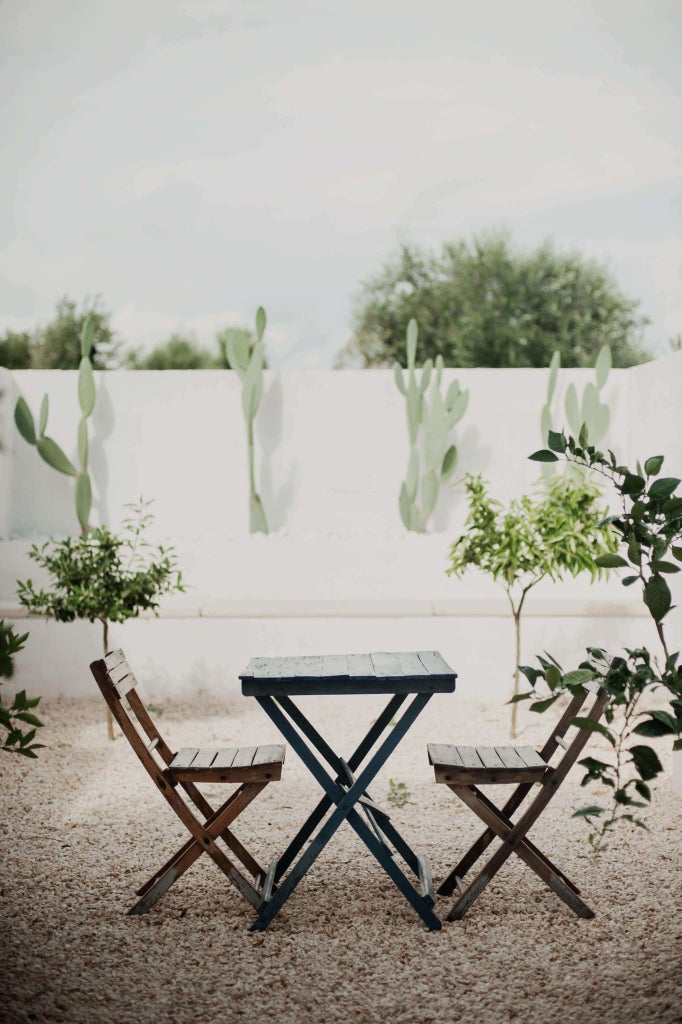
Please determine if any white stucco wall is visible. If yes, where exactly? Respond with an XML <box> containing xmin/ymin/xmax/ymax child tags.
<box><xmin>2</xmin><ymin>355</ymin><xmax>680</xmax><ymax>702</ymax></box>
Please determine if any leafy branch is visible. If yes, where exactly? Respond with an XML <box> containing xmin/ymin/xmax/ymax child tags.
<box><xmin>0</xmin><ymin>621</ymin><xmax>44</xmax><ymax>758</ymax></box>
<box><xmin>522</xmin><ymin>429</ymin><xmax>682</xmax><ymax>847</ymax></box>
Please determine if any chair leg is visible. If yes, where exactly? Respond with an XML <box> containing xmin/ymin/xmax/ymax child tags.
<box><xmin>130</xmin><ymin>783</ymin><xmax>267</xmax><ymax>915</ymax></box>
<box><xmin>445</xmin><ymin>785</ymin><xmax>594</xmax><ymax>921</ymax></box>
<box><xmin>438</xmin><ymin>780</ymin><xmax>535</xmax><ymax>895</ymax></box>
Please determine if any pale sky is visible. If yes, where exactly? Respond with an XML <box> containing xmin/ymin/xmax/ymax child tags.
<box><xmin>1</xmin><ymin>0</ymin><xmax>681</xmax><ymax>367</ymax></box>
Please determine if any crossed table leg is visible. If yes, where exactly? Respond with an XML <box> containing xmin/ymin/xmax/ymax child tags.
<box><xmin>250</xmin><ymin>691</ymin><xmax>442</xmax><ymax>931</ymax></box>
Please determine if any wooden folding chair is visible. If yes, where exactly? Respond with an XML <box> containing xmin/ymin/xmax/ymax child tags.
<box><xmin>428</xmin><ymin>685</ymin><xmax>608</xmax><ymax>921</ymax></box>
<box><xmin>90</xmin><ymin>650</ymin><xmax>285</xmax><ymax>915</ymax></box>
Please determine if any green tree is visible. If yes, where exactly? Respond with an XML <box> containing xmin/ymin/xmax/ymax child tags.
<box><xmin>126</xmin><ymin>334</ymin><xmax>221</xmax><ymax>369</ymax></box>
<box><xmin>447</xmin><ymin>474</ymin><xmax>618</xmax><ymax>737</ymax></box>
<box><xmin>338</xmin><ymin>233</ymin><xmax>650</xmax><ymax>369</ymax></box>
<box><xmin>0</xmin><ymin>330</ymin><xmax>32</xmax><ymax>369</ymax></box>
<box><xmin>30</xmin><ymin>296</ymin><xmax>118</xmax><ymax>369</ymax></box>
<box><xmin>17</xmin><ymin>499</ymin><xmax>184</xmax><ymax>740</ymax></box>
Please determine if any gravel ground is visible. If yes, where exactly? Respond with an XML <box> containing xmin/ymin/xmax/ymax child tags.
<box><xmin>1</xmin><ymin>689</ymin><xmax>680</xmax><ymax>1024</ymax></box>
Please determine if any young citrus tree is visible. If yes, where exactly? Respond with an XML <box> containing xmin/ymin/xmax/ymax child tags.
<box><xmin>17</xmin><ymin>499</ymin><xmax>184</xmax><ymax>739</ymax></box>
<box><xmin>447</xmin><ymin>474</ymin><xmax>618</xmax><ymax>736</ymax></box>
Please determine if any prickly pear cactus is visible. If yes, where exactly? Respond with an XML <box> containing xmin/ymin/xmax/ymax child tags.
<box><xmin>223</xmin><ymin>307</ymin><xmax>269</xmax><ymax>533</ymax></box>
<box><xmin>394</xmin><ymin>319</ymin><xmax>469</xmax><ymax>532</ymax></box>
<box><xmin>540</xmin><ymin>345</ymin><xmax>612</xmax><ymax>479</ymax></box>
<box><xmin>14</xmin><ymin>316</ymin><xmax>96</xmax><ymax>533</ymax></box>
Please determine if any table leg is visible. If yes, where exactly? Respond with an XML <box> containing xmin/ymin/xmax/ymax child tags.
<box><xmin>251</xmin><ymin>692</ymin><xmax>441</xmax><ymax>931</ymax></box>
<box><xmin>273</xmin><ymin>693</ymin><xmax>407</xmax><ymax>880</ymax></box>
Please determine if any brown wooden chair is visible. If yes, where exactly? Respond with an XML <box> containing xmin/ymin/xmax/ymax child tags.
<box><xmin>90</xmin><ymin>649</ymin><xmax>285</xmax><ymax>915</ymax></box>
<box><xmin>428</xmin><ymin>685</ymin><xmax>608</xmax><ymax>921</ymax></box>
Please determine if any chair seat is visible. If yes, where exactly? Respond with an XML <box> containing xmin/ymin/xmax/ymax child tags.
<box><xmin>428</xmin><ymin>743</ymin><xmax>548</xmax><ymax>784</ymax></box>
<box><xmin>170</xmin><ymin>744</ymin><xmax>285</xmax><ymax>783</ymax></box>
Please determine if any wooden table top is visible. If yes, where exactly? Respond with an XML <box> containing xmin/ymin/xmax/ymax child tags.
<box><xmin>240</xmin><ymin>650</ymin><xmax>457</xmax><ymax>696</ymax></box>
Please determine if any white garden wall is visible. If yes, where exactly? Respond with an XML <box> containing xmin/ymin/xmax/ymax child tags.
<box><xmin>1</xmin><ymin>355</ymin><xmax>680</xmax><ymax>706</ymax></box>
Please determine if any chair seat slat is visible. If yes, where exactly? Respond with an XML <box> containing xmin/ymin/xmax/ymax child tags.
<box><xmin>252</xmin><ymin>744</ymin><xmax>286</xmax><ymax>767</ymax></box>
<box><xmin>172</xmin><ymin>748</ymin><xmax>200</xmax><ymax>769</ymax></box>
<box><xmin>190</xmin><ymin>748</ymin><xmax>220</xmax><ymax>770</ymax></box>
<box><xmin>212</xmin><ymin>748</ymin><xmax>240</xmax><ymax>769</ymax></box>
<box><xmin>230</xmin><ymin>746</ymin><xmax>258</xmax><ymax>769</ymax></box>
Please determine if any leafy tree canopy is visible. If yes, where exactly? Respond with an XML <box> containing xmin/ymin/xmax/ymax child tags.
<box><xmin>338</xmin><ymin>232</ymin><xmax>651</xmax><ymax>369</ymax></box>
<box><xmin>125</xmin><ymin>333</ymin><xmax>221</xmax><ymax>369</ymax></box>
<box><xmin>0</xmin><ymin>330</ymin><xmax>32</xmax><ymax>369</ymax></box>
<box><xmin>30</xmin><ymin>296</ymin><xmax>118</xmax><ymax>369</ymax></box>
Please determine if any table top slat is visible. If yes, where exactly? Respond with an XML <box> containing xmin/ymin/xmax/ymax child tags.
<box><xmin>347</xmin><ymin>653</ymin><xmax>374</xmax><ymax>677</ymax></box>
<box><xmin>370</xmin><ymin>652</ymin><xmax>404</xmax><ymax>678</ymax></box>
<box><xmin>417</xmin><ymin>650</ymin><xmax>454</xmax><ymax>676</ymax></box>
<box><xmin>240</xmin><ymin>650</ymin><xmax>456</xmax><ymax>695</ymax></box>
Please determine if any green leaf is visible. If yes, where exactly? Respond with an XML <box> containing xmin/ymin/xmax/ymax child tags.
<box><xmin>633</xmin><ymin>711</ymin><xmax>678</xmax><ymax>737</ymax></box>
<box><xmin>545</xmin><ymin>664</ymin><xmax>561</xmax><ymax>690</ymax></box>
<box><xmin>565</xmin><ymin>382</ymin><xmax>579</xmax><ymax>434</ymax></box>
<box><xmin>648</xmin><ymin>477</ymin><xmax>680</xmax><ymax>501</ymax></box>
<box><xmin>78</xmin><ymin>417</ymin><xmax>88</xmax><ymax>470</ymax></box>
<box><xmin>621</xmin><ymin>473</ymin><xmax>645</xmax><ymax>496</ymax></box>
<box><xmin>562</xmin><ymin>669</ymin><xmax>596</xmax><ymax>686</ymax></box>
<box><xmin>399</xmin><ymin>482</ymin><xmax>411</xmax><ymax>530</ymax></box>
<box><xmin>38</xmin><ymin>395</ymin><xmax>49</xmax><ymax>437</ymax></box>
<box><xmin>75</xmin><ymin>472</ymin><xmax>92</xmax><ymax>530</ymax></box>
<box><xmin>393</xmin><ymin>362</ymin><xmax>406</xmax><ymax>396</ymax></box>
<box><xmin>421</xmin><ymin>470</ymin><xmax>439</xmax><ymax>519</ymax></box>
<box><xmin>547</xmin><ymin>430</ymin><xmax>566</xmax><ymax>453</ymax></box>
<box><xmin>629</xmin><ymin>744</ymin><xmax>663</xmax><ymax>781</ymax></box>
<box><xmin>529</xmin><ymin>450</ymin><xmax>558</xmax><ymax>463</ymax></box>
<box><xmin>241</xmin><ymin>343</ymin><xmax>264</xmax><ymax>422</ymax></box>
<box><xmin>644</xmin><ymin>455</ymin><xmax>664</xmax><ymax>477</ymax></box>
<box><xmin>406</xmin><ymin>319</ymin><xmax>418</xmax><ymax>368</ymax></box>
<box><xmin>578</xmin><ymin>421</ymin><xmax>589</xmax><ymax>448</ymax></box>
<box><xmin>572</xmin><ymin>805</ymin><xmax>604</xmax><ymax>818</ymax></box>
<box><xmin>672</xmin><ymin>546</ymin><xmax>682</xmax><ymax>562</ymax></box>
<box><xmin>594</xmin><ymin>553</ymin><xmax>628</xmax><ymax>568</ymax></box>
<box><xmin>249</xmin><ymin>492</ymin><xmax>268</xmax><ymax>534</ymax></box>
<box><xmin>547</xmin><ymin>351</ymin><xmax>560</xmax><ymax>402</ymax></box>
<box><xmin>651</xmin><ymin>560</ymin><xmax>680</xmax><ymax>574</ymax></box>
<box><xmin>594</xmin><ymin>344</ymin><xmax>612</xmax><ymax>389</ymax></box>
<box><xmin>255</xmin><ymin>306</ymin><xmax>266</xmax><ymax>342</ymax></box>
<box><xmin>225</xmin><ymin>329</ymin><xmax>251</xmax><ymax>379</ymax></box>
<box><xmin>15</xmin><ymin>397</ymin><xmax>36</xmax><ymax>445</ymax></box>
<box><xmin>80</xmin><ymin>315</ymin><xmax>94</xmax><ymax>357</ymax></box>
<box><xmin>634</xmin><ymin>780</ymin><xmax>651</xmax><ymax>802</ymax></box>
<box><xmin>643</xmin><ymin>574</ymin><xmax>671</xmax><ymax>621</ymax></box>
<box><xmin>406</xmin><ymin>450</ymin><xmax>419</xmax><ymax>501</ymax></box>
<box><xmin>570</xmin><ymin>717</ymin><xmax>615</xmax><ymax>745</ymax></box>
<box><xmin>36</xmin><ymin>437</ymin><xmax>78</xmax><ymax>476</ymax></box>
<box><xmin>441</xmin><ymin>444</ymin><xmax>457</xmax><ymax>480</ymax></box>
<box><xmin>78</xmin><ymin>356</ymin><xmax>96</xmax><ymax>417</ymax></box>
<box><xmin>530</xmin><ymin>694</ymin><xmax>560</xmax><ymax>713</ymax></box>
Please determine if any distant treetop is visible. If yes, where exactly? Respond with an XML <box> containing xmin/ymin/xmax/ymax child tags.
<box><xmin>336</xmin><ymin>232</ymin><xmax>651</xmax><ymax>369</ymax></box>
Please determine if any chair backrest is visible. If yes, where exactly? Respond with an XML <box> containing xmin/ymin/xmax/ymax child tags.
<box><xmin>90</xmin><ymin>649</ymin><xmax>175</xmax><ymax>786</ymax></box>
<box><xmin>538</xmin><ymin>684</ymin><xmax>608</xmax><ymax>786</ymax></box>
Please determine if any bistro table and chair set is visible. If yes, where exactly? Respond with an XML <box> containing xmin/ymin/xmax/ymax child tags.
<box><xmin>91</xmin><ymin>648</ymin><xmax>606</xmax><ymax>931</ymax></box>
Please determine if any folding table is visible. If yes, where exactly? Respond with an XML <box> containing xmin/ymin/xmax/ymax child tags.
<box><xmin>240</xmin><ymin>650</ymin><xmax>457</xmax><ymax>931</ymax></box>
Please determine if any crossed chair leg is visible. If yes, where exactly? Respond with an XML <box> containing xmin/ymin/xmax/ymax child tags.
<box><xmin>130</xmin><ymin>781</ymin><xmax>268</xmax><ymax>915</ymax></box>
<box><xmin>437</xmin><ymin>783</ymin><xmax>594</xmax><ymax>921</ymax></box>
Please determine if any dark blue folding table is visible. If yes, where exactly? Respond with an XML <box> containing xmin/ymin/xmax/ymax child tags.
<box><xmin>239</xmin><ymin>650</ymin><xmax>457</xmax><ymax>931</ymax></box>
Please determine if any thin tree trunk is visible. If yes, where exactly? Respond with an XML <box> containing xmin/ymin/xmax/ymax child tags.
<box><xmin>102</xmin><ymin>619</ymin><xmax>114</xmax><ymax>741</ymax></box>
<box><xmin>511</xmin><ymin>609</ymin><xmax>521</xmax><ymax>739</ymax></box>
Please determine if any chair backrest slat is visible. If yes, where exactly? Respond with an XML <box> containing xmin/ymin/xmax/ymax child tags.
<box><xmin>92</xmin><ymin>655</ymin><xmax>174</xmax><ymax>777</ymax></box>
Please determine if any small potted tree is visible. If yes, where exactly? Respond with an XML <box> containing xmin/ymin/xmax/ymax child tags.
<box><xmin>17</xmin><ymin>499</ymin><xmax>184</xmax><ymax>739</ymax></box>
<box><xmin>447</xmin><ymin>474</ymin><xmax>618</xmax><ymax>737</ymax></box>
